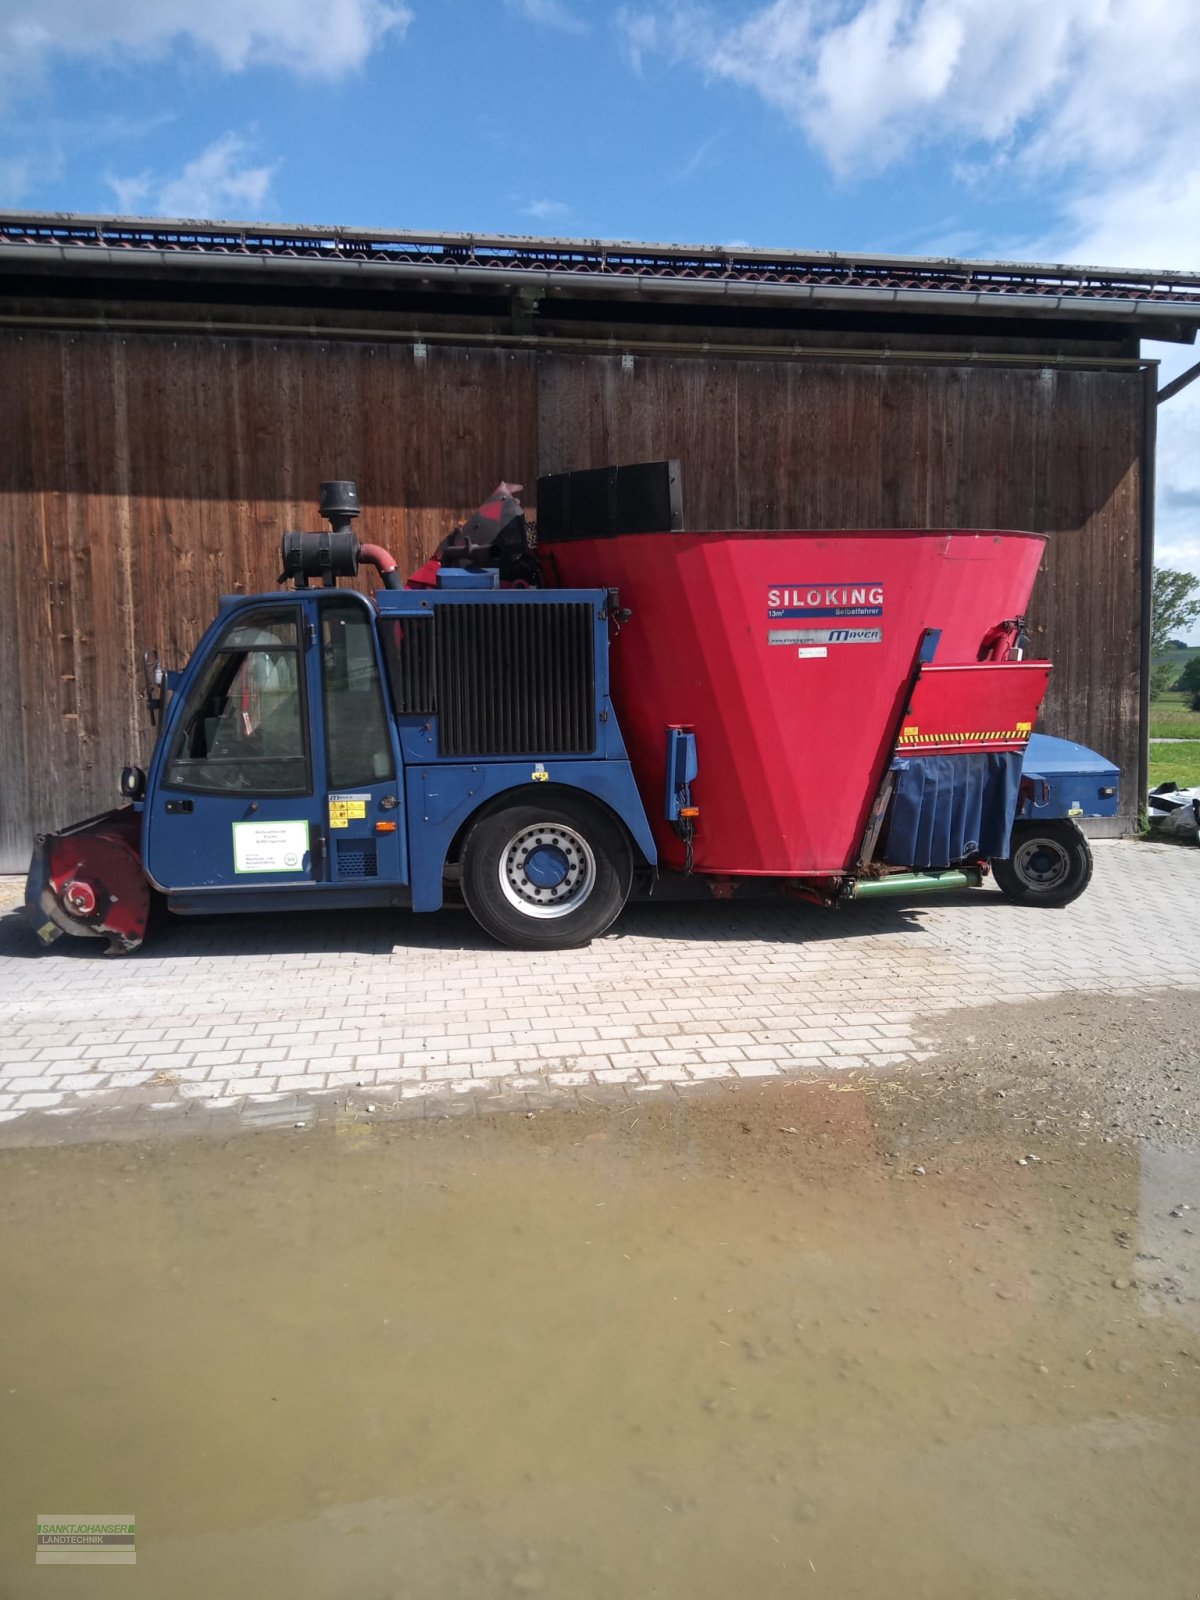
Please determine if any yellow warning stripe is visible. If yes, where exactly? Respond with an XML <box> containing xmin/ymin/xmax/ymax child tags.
<box><xmin>898</xmin><ymin>728</ymin><xmax>1031</xmax><ymax>744</ymax></box>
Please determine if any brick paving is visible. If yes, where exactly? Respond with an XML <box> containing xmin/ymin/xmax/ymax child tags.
<box><xmin>0</xmin><ymin>839</ymin><xmax>1196</xmax><ymax>1142</ymax></box>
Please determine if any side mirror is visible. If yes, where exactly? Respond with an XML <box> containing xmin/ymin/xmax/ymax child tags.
<box><xmin>142</xmin><ymin>648</ymin><xmax>166</xmax><ymax>726</ymax></box>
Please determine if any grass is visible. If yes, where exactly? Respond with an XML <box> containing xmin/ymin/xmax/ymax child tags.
<box><xmin>1149</xmin><ymin>683</ymin><xmax>1200</xmax><ymax>790</ymax></box>
<box><xmin>1148</xmin><ymin>690</ymin><xmax>1200</xmax><ymax>740</ymax></box>
<box><xmin>1149</xmin><ymin>742</ymin><xmax>1200</xmax><ymax>791</ymax></box>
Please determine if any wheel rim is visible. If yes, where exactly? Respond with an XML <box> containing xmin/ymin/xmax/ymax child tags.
<box><xmin>1013</xmin><ymin>836</ymin><xmax>1071</xmax><ymax>891</ymax></box>
<box><xmin>498</xmin><ymin>823</ymin><xmax>597</xmax><ymax>919</ymax></box>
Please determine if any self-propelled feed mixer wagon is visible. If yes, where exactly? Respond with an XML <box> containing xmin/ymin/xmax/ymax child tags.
<box><xmin>27</xmin><ymin>463</ymin><xmax>1120</xmax><ymax>954</ymax></box>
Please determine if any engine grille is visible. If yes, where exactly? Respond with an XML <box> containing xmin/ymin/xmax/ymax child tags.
<box><xmin>380</xmin><ymin>601</ymin><xmax>597</xmax><ymax>757</ymax></box>
<box><xmin>437</xmin><ymin>602</ymin><xmax>596</xmax><ymax>757</ymax></box>
<box><xmin>381</xmin><ymin>614</ymin><xmax>436</xmax><ymax>714</ymax></box>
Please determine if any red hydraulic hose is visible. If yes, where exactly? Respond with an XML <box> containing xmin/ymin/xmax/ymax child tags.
<box><xmin>358</xmin><ymin>542</ymin><xmax>403</xmax><ymax>590</ymax></box>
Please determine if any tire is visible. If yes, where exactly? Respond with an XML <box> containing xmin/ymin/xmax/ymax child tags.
<box><xmin>459</xmin><ymin>793</ymin><xmax>634</xmax><ymax>950</ymax></box>
<box><xmin>992</xmin><ymin>819</ymin><xmax>1093</xmax><ymax>908</ymax></box>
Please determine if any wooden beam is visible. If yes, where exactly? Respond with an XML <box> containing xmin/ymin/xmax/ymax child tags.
<box><xmin>1158</xmin><ymin>358</ymin><xmax>1200</xmax><ymax>404</ymax></box>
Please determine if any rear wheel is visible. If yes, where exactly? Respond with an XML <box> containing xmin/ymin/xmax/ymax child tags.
<box><xmin>459</xmin><ymin>794</ymin><xmax>634</xmax><ymax>950</ymax></box>
<box><xmin>992</xmin><ymin>819</ymin><xmax>1093</xmax><ymax>907</ymax></box>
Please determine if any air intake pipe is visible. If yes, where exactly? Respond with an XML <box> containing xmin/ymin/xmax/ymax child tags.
<box><xmin>279</xmin><ymin>480</ymin><xmax>403</xmax><ymax>589</ymax></box>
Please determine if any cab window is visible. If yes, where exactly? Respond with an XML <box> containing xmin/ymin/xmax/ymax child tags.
<box><xmin>164</xmin><ymin>608</ymin><xmax>310</xmax><ymax>794</ymax></box>
<box><xmin>320</xmin><ymin>598</ymin><xmax>395</xmax><ymax>788</ymax></box>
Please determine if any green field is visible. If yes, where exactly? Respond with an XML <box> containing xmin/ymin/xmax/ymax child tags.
<box><xmin>1148</xmin><ymin>653</ymin><xmax>1200</xmax><ymax>791</ymax></box>
<box><xmin>1149</xmin><ymin>741</ymin><xmax>1200</xmax><ymax>791</ymax></box>
<box><xmin>1149</xmin><ymin>691</ymin><xmax>1200</xmax><ymax>740</ymax></box>
<box><xmin>1155</xmin><ymin>646</ymin><xmax>1200</xmax><ymax>667</ymax></box>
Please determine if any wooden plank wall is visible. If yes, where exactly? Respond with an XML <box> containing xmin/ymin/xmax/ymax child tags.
<box><xmin>0</xmin><ymin>332</ymin><xmax>539</xmax><ymax>870</ymax></box>
<box><xmin>0</xmin><ymin>330</ymin><xmax>1143</xmax><ymax>870</ymax></box>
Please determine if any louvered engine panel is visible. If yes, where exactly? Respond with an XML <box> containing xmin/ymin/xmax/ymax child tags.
<box><xmin>436</xmin><ymin>603</ymin><xmax>596</xmax><ymax>757</ymax></box>
<box><xmin>380</xmin><ymin>613</ymin><xmax>436</xmax><ymax>714</ymax></box>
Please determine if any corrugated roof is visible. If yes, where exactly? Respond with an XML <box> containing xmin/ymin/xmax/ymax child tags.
<box><xmin>3</xmin><ymin>212</ymin><xmax>1200</xmax><ymax>331</ymax></box>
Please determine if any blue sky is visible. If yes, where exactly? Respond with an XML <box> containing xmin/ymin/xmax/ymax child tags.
<box><xmin>1</xmin><ymin>0</ymin><xmax>1198</xmax><ymax>632</ymax></box>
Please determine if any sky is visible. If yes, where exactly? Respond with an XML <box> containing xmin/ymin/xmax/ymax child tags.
<box><xmin>1</xmin><ymin>0</ymin><xmax>1198</xmax><ymax>636</ymax></box>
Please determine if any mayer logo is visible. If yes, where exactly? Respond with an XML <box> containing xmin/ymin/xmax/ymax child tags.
<box><xmin>767</xmin><ymin>583</ymin><xmax>885</xmax><ymax>621</ymax></box>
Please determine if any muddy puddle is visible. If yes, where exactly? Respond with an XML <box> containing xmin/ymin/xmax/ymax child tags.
<box><xmin>2</xmin><ymin>1080</ymin><xmax>1199</xmax><ymax>1599</ymax></box>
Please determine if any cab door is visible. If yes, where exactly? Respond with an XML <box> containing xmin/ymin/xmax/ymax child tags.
<box><xmin>311</xmin><ymin>591</ymin><xmax>406</xmax><ymax>886</ymax></box>
<box><xmin>144</xmin><ymin>593</ymin><xmax>406</xmax><ymax>895</ymax></box>
<box><xmin>144</xmin><ymin>600</ymin><xmax>324</xmax><ymax>890</ymax></box>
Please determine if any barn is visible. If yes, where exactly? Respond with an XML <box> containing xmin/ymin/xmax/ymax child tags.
<box><xmin>3</xmin><ymin>212</ymin><xmax>1200</xmax><ymax>871</ymax></box>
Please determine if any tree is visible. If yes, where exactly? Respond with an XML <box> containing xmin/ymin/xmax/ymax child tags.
<box><xmin>1153</xmin><ymin>567</ymin><xmax>1200</xmax><ymax>656</ymax></box>
<box><xmin>1151</xmin><ymin>568</ymin><xmax>1200</xmax><ymax>697</ymax></box>
<box><xmin>1178</xmin><ymin>656</ymin><xmax>1200</xmax><ymax>695</ymax></box>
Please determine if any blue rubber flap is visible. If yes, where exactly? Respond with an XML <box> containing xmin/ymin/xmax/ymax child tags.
<box><xmin>884</xmin><ymin>752</ymin><xmax>1022</xmax><ymax>869</ymax></box>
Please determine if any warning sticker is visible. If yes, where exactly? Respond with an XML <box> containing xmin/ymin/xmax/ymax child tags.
<box><xmin>328</xmin><ymin>793</ymin><xmax>369</xmax><ymax>829</ymax></box>
<box><xmin>232</xmin><ymin>820</ymin><xmax>309</xmax><ymax>874</ymax></box>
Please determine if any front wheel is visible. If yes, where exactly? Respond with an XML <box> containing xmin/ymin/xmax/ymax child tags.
<box><xmin>991</xmin><ymin>819</ymin><xmax>1093</xmax><ymax>908</ymax></box>
<box><xmin>459</xmin><ymin>794</ymin><xmax>634</xmax><ymax>950</ymax></box>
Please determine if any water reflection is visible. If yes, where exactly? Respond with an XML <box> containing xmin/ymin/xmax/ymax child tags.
<box><xmin>1</xmin><ymin>1081</ymin><xmax>1198</xmax><ymax>1599</ymax></box>
<box><xmin>1138</xmin><ymin>1142</ymin><xmax>1200</xmax><ymax>1327</ymax></box>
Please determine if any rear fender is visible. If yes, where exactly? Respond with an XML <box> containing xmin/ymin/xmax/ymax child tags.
<box><xmin>1018</xmin><ymin>733</ymin><xmax>1120</xmax><ymax>821</ymax></box>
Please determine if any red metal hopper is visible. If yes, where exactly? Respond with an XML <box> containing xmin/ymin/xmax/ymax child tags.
<box><xmin>542</xmin><ymin>528</ymin><xmax>1048</xmax><ymax>876</ymax></box>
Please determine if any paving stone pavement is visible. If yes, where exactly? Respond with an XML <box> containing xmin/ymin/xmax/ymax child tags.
<box><xmin>0</xmin><ymin>838</ymin><xmax>1196</xmax><ymax>1143</ymax></box>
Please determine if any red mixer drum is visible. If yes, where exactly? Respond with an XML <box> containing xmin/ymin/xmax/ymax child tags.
<box><xmin>542</xmin><ymin>528</ymin><xmax>1047</xmax><ymax>876</ymax></box>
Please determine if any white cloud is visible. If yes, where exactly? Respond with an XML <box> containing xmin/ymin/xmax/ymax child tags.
<box><xmin>0</xmin><ymin>145</ymin><xmax>63</xmax><ymax>204</ymax></box>
<box><xmin>674</xmin><ymin>128</ymin><xmax>724</xmax><ymax>182</ymax></box>
<box><xmin>618</xmin><ymin>1</ymin><xmax>1200</xmax><ymax>267</ymax></box>
<box><xmin>1056</xmin><ymin>168</ymin><xmax>1200</xmax><ymax>276</ymax></box>
<box><xmin>1155</xmin><ymin>344</ymin><xmax>1200</xmax><ymax>620</ymax></box>
<box><xmin>507</xmin><ymin>0</ymin><xmax>586</xmax><ymax>34</ymax></box>
<box><xmin>521</xmin><ymin>198</ymin><xmax>571</xmax><ymax>221</ymax></box>
<box><xmin>0</xmin><ymin>0</ymin><xmax>409</xmax><ymax>95</ymax></box>
<box><xmin>107</xmin><ymin>133</ymin><xmax>277</xmax><ymax>220</ymax></box>
<box><xmin>618</xmin><ymin>0</ymin><xmax>1084</xmax><ymax>172</ymax></box>
<box><xmin>619</xmin><ymin>1</ymin><xmax>1200</xmax><ymax>601</ymax></box>
<box><xmin>618</xmin><ymin>7</ymin><xmax>661</xmax><ymax>73</ymax></box>
<box><xmin>1</xmin><ymin>109</ymin><xmax>172</xmax><ymax>211</ymax></box>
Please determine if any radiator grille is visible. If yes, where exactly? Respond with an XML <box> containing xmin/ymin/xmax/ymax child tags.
<box><xmin>436</xmin><ymin>602</ymin><xmax>596</xmax><ymax>757</ymax></box>
<box><xmin>380</xmin><ymin>614</ymin><xmax>435</xmax><ymax>714</ymax></box>
<box><xmin>336</xmin><ymin>840</ymin><xmax>379</xmax><ymax>879</ymax></box>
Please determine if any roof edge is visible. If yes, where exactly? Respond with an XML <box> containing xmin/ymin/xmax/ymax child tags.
<box><xmin>2</xmin><ymin>209</ymin><xmax>1199</xmax><ymax>289</ymax></box>
<box><xmin>2</xmin><ymin>211</ymin><xmax>1199</xmax><ymax>327</ymax></box>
